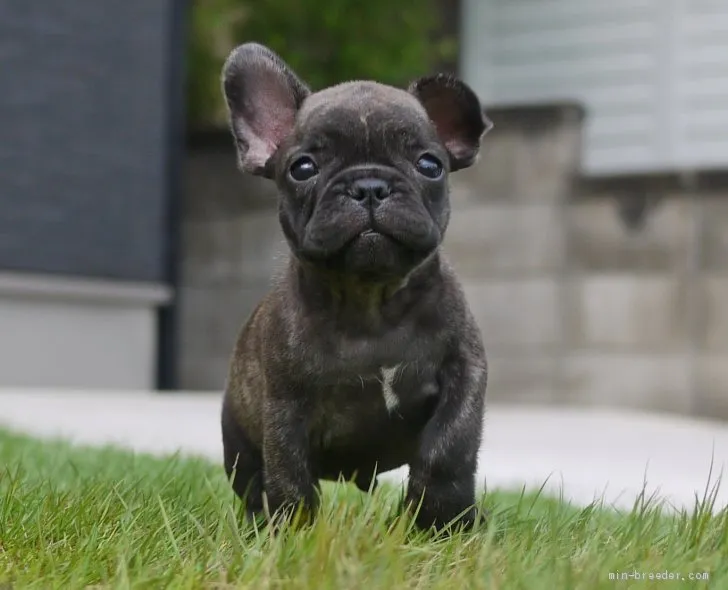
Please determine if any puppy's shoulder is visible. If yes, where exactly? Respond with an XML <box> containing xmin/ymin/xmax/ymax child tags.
<box><xmin>431</xmin><ymin>255</ymin><xmax>471</xmax><ymax>317</ymax></box>
<box><xmin>433</xmin><ymin>254</ymin><xmax>486</xmax><ymax>356</ymax></box>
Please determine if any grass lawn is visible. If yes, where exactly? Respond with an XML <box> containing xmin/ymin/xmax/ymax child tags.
<box><xmin>0</xmin><ymin>428</ymin><xmax>726</xmax><ymax>589</ymax></box>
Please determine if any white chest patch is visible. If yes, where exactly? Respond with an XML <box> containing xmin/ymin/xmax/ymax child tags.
<box><xmin>379</xmin><ymin>365</ymin><xmax>401</xmax><ymax>412</ymax></box>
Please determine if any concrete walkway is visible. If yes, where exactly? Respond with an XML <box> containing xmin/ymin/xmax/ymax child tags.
<box><xmin>1</xmin><ymin>389</ymin><xmax>727</xmax><ymax>512</ymax></box>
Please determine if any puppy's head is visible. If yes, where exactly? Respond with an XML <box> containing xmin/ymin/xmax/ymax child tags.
<box><xmin>222</xmin><ymin>43</ymin><xmax>491</xmax><ymax>280</ymax></box>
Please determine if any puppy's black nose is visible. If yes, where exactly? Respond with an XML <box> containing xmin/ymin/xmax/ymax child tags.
<box><xmin>350</xmin><ymin>178</ymin><xmax>390</xmax><ymax>202</ymax></box>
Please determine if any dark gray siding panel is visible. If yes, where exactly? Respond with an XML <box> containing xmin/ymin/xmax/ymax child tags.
<box><xmin>0</xmin><ymin>1</ymin><xmax>173</xmax><ymax>282</ymax></box>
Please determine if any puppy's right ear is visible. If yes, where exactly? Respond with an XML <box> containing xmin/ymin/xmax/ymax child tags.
<box><xmin>222</xmin><ymin>43</ymin><xmax>310</xmax><ymax>178</ymax></box>
<box><xmin>408</xmin><ymin>74</ymin><xmax>491</xmax><ymax>172</ymax></box>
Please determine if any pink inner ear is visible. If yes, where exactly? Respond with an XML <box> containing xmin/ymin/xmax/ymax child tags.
<box><xmin>244</xmin><ymin>135</ymin><xmax>278</xmax><ymax>172</ymax></box>
<box><xmin>423</xmin><ymin>94</ymin><xmax>468</xmax><ymax>150</ymax></box>
<box><xmin>251</xmin><ymin>75</ymin><xmax>298</xmax><ymax>151</ymax></box>
<box><xmin>444</xmin><ymin>138</ymin><xmax>471</xmax><ymax>162</ymax></box>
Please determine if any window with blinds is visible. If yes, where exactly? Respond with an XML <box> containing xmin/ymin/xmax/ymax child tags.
<box><xmin>461</xmin><ymin>0</ymin><xmax>728</xmax><ymax>175</ymax></box>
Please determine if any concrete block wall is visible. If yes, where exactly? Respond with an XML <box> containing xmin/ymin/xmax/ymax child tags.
<box><xmin>180</xmin><ymin>109</ymin><xmax>728</xmax><ymax>420</ymax></box>
<box><xmin>566</xmin><ymin>184</ymin><xmax>728</xmax><ymax>420</ymax></box>
<box><xmin>449</xmin><ymin>103</ymin><xmax>728</xmax><ymax>420</ymax></box>
<box><xmin>558</xmin><ymin>193</ymin><xmax>696</xmax><ymax>416</ymax></box>
<box><xmin>695</xmin><ymin>196</ymin><xmax>728</xmax><ymax>418</ymax></box>
<box><xmin>445</xmin><ymin>105</ymin><xmax>583</xmax><ymax>407</ymax></box>
<box><xmin>178</xmin><ymin>137</ymin><xmax>286</xmax><ymax>390</ymax></box>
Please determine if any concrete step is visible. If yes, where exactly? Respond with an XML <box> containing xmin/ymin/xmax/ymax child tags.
<box><xmin>1</xmin><ymin>389</ymin><xmax>726</xmax><ymax>512</ymax></box>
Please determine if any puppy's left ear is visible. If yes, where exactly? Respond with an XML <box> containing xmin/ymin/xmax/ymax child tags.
<box><xmin>222</xmin><ymin>43</ymin><xmax>311</xmax><ymax>178</ymax></box>
<box><xmin>409</xmin><ymin>75</ymin><xmax>493</xmax><ymax>171</ymax></box>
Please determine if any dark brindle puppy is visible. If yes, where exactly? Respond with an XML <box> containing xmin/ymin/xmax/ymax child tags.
<box><xmin>220</xmin><ymin>43</ymin><xmax>491</xmax><ymax>531</ymax></box>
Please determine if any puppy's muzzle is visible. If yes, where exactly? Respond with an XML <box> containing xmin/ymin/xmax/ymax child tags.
<box><xmin>347</xmin><ymin>177</ymin><xmax>392</xmax><ymax>205</ymax></box>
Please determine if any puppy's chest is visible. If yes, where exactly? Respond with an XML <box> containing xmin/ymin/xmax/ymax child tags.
<box><xmin>310</xmin><ymin>362</ymin><xmax>440</xmax><ymax>449</ymax></box>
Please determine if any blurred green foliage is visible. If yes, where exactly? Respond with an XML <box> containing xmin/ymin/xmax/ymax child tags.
<box><xmin>186</xmin><ymin>0</ymin><xmax>456</xmax><ymax>130</ymax></box>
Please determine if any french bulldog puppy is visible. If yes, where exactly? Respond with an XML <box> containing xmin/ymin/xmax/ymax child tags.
<box><xmin>220</xmin><ymin>43</ymin><xmax>491</xmax><ymax>531</ymax></box>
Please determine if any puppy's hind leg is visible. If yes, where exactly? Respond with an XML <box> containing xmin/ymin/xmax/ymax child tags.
<box><xmin>221</xmin><ymin>401</ymin><xmax>264</xmax><ymax>518</ymax></box>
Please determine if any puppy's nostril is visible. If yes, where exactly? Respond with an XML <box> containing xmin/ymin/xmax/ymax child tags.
<box><xmin>350</xmin><ymin>178</ymin><xmax>391</xmax><ymax>202</ymax></box>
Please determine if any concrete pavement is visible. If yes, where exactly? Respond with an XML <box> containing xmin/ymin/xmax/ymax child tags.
<box><xmin>1</xmin><ymin>389</ymin><xmax>727</xmax><ymax>512</ymax></box>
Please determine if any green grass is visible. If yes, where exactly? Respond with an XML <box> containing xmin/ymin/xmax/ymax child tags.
<box><xmin>0</xmin><ymin>429</ymin><xmax>726</xmax><ymax>589</ymax></box>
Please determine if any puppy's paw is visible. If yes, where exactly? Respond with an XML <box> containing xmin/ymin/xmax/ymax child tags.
<box><xmin>243</xmin><ymin>506</ymin><xmax>268</xmax><ymax>530</ymax></box>
<box><xmin>405</xmin><ymin>485</ymin><xmax>486</xmax><ymax>534</ymax></box>
<box><xmin>263</xmin><ymin>492</ymin><xmax>319</xmax><ymax>533</ymax></box>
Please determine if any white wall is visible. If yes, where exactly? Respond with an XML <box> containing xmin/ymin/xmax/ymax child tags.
<box><xmin>0</xmin><ymin>273</ymin><xmax>171</xmax><ymax>390</ymax></box>
<box><xmin>461</xmin><ymin>0</ymin><xmax>728</xmax><ymax>175</ymax></box>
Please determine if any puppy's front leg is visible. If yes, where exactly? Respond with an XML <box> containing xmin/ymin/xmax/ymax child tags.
<box><xmin>262</xmin><ymin>392</ymin><xmax>318</xmax><ymax>522</ymax></box>
<box><xmin>406</xmin><ymin>348</ymin><xmax>487</xmax><ymax>531</ymax></box>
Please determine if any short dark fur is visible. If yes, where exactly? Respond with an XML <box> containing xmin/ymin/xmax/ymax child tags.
<box><xmin>220</xmin><ymin>43</ymin><xmax>492</xmax><ymax>531</ymax></box>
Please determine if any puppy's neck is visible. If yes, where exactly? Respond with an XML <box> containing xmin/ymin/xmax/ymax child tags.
<box><xmin>289</xmin><ymin>254</ymin><xmax>442</xmax><ymax>326</ymax></box>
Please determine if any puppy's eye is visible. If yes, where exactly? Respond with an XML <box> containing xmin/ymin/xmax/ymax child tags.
<box><xmin>289</xmin><ymin>156</ymin><xmax>319</xmax><ymax>182</ymax></box>
<box><xmin>415</xmin><ymin>154</ymin><xmax>443</xmax><ymax>179</ymax></box>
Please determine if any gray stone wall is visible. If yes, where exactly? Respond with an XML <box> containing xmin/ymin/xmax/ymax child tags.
<box><xmin>178</xmin><ymin>136</ymin><xmax>283</xmax><ymax>389</ymax></box>
<box><xmin>448</xmin><ymin>103</ymin><xmax>728</xmax><ymax>420</ymax></box>
<box><xmin>179</xmin><ymin>109</ymin><xmax>728</xmax><ymax>421</ymax></box>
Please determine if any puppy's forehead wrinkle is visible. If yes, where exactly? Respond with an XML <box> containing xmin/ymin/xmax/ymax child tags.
<box><xmin>359</xmin><ymin>111</ymin><xmax>370</xmax><ymax>154</ymax></box>
<box><xmin>299</xmin><ymin>81</ymin><xmax>428</xmax><ymax>124</ymax></box>
<box><xmin>293</xmin><ymin>85</ymin><xmax>438</xmax><ymax>165</ymax></box>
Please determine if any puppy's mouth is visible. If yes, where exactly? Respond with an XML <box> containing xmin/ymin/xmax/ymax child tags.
<box><xmin>337</xmin><ymin>227</ymin><xmax>394</xmax><ymax>252</ymax></box>
<box><xmin>358</xmin><ymin>229</ymin><xmax>384</xmax><ymax>239</ymax></box>
<box><xmin>350</xmin><ymin>226</ymin><xmax>414</xmax><ymax>250</ymax></box>
<box><xmin>300</xmin><ymin>226</ymin><xmax>401</xmax><ymax>262</ymax></box>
